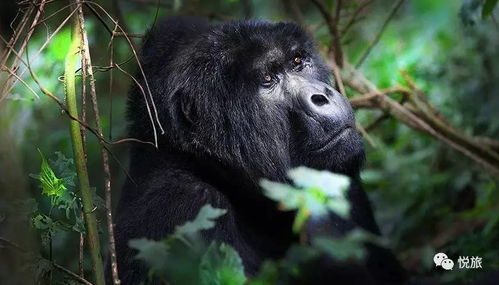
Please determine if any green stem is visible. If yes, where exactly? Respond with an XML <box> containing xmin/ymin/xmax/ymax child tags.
<box><xmin>64</xmin><ymin>4</ymin><xmax>105</xmax><ymax>284</ymax></box>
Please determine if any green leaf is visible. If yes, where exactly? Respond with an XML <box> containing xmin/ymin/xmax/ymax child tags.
<box><xmin>129</xmin><ymin>238</ymin><xmax>170</xmax><ymax>271</ymax></box>
<box><xmin>313</xmin><ymin>236</ymin><xmax>365</xmax><ymax>261</ymax></box>
<box><xmin>312</xmin><ymin>229</ymin><xmax>386</xmax><ymax>262</ymax></box>
<box><xmin>199</xmin><ymin>242</ymin><xmax>246</xmax><ymax>285</ymax></box>
<box><xmin>32</xmin><ymin>214</ymin><xmax>52</xmax><ymax>230</ymax></box>
<box><xmin>288</xmin><ymin>167</ymin><xmax>350</xmax><ymax>198</ymax></box>
<box><xmin>49</xmin><ymin>152</ymin><xmax>76</xmax><ymax>189</ymax></box>
<box><xmin>174</xmin><ymin>205</ymin><xmax>227</xmax><ymax>237</ymax></box>
<box><xmin>482</xmin><ymin>0</ymin><xmax>498</xmax><ymax>18</ymax></box>
<box><xmin>36</xmin><ymin>149</ymin><xmax>67</xmax><ymax>200</ymax></box>
<box><xmin>247</xmin><ymin>261</ymin><xmax>279</xmax><ymax>285</ymax></box>
<box><xmin>260</xmin><ymin>167</ymin><xmax>352</xmax><ymax>234</ymax></box>
<box><xmin>327</xmin><ymin>199</ymin><xmax>350</xmax><ymax>218</ymax></box>
<box><xmin>260</xmin><ymin>180</ymin><xmax>301</xmax><ymax>210</ymax></box>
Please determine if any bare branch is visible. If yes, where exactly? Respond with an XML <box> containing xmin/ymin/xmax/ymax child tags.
<box><xmin>0</xmin><ymin>0</ymin><xmax>46</xmax><ymax>101</ymax></box>
<box><xmin>341</xmin><ymin>0</ymin><xmax>373</xmax><ymax>36</ymax></box>
<box><xmin>75</xmin><ymin>3</ymin><xmax>120</xmax><ymax>283</ymax></box>
<box><xmin>355</xmin><ymin>0</ymin><xmax>405</xmax><ymax>68</ymax></box>
<box><xmin>1</xmin><ymin>6</ymin><xmax>78</xmax><ymax>103</ymax></box>
<box><xmin>343</xmin><ymin>66</ymin><xmax>499</xmax><ymax>176</ymax></box>
<box><xmin>86</xmin><ymin>1</ymin><xmax>166</xmax><ymax>146</ymax></box>
<box><xmin>312</xmin><ymin>0</ymin><xmax>344</xmax><ymax>66</ymax></box>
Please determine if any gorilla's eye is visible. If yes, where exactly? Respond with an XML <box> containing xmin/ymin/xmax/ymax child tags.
<box><xmin>262</xmin><ymin>74</ymin><xmax>275</xmax><ymax>88</ymax></box>
<box><xmin>292</xmin><ymin>55</ymin><xmax>306</xmax><ymax>71</ymax></box>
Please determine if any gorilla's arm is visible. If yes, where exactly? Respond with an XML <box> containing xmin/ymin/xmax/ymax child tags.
<box><xmin>113</xmin><ymin>170</ymin><xmax>265</xmax><ymax>284</ymax></box>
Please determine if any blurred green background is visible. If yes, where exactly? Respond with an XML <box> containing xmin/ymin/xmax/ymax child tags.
<box><xmin>1</xmin><ymin>0</ymin><xmax>498</xmax><ymax>283</ymax></box>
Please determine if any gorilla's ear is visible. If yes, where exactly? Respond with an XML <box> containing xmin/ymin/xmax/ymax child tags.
<box><xmin>180</xmin><ymin>95</ymin><xmax>197</xmax><ymax>124</ymax></box>
<box><xmin>170</xmin><ymin>88</ymin><xmax>197</xmax><ymax>127</ymax></box>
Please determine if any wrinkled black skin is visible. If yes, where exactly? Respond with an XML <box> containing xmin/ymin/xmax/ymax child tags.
<box><xmin>112</xmin><ymin>17</ymin><xmax>406</xmax><ymax>284</ymax></box>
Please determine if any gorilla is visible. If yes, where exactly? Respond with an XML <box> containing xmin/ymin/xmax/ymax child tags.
<box><xmin>112</xmin><ymin>17</ymin><xmax>405</xmax><ymax>284</ymax></box>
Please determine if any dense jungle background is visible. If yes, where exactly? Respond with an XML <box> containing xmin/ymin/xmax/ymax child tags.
<box><xmin>1</xmin><ymin>0</ymin><xmax>499</xmax><ymax>284</ymax></box>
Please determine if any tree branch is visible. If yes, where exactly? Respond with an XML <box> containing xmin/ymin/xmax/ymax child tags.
<box><xmin>65</xmin><ymin>2</ymin><xmax>105</xmax><ymax>283</ymax></box>
<box><xmin>75</xmin><ymin>2</ymin><xmax>120</xmax><ymax>284</ymax></box>
<box><xmin>312</xmin><ymin>0</ymin><xmax>344</xmax><ymax>66</ymax></box>
<box><xmin>355</xmin><ymin>0</ymin><xmax>405</xmax><ymax>68</ymax></box>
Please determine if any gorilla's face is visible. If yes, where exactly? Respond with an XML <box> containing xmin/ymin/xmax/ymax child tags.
<box><xmin>254</xmin><ymin>45</ymin><xmax>363</xmax><ymax>175</ymax></box>
<box><xmin>220</xmin><ymin>22</ymin><xmax>364</xmax><ymax>176</ymax></box>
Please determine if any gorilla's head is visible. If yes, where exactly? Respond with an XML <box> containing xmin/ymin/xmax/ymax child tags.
<box><xmin>132</xmin><ymin>19</ymin><xmax>364</xmax><ymax>181</ymax></box>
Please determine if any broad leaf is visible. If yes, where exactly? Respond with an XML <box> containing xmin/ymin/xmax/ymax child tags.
<box><xmin>199</xmin><ymin>242</ymin><xmax>246</xmax><ymax>285</ymax></box>
<box><xmin>36</xmin><ymin>149</ymin><xmax>67</xmax><ymax>199</ymax></box>
<box><xmin>174</xmin><ymin>205</ymin><xmax>227</xmax><ymax>237</ymax></box>
<box><xmin>482</xmin><ymin>0</ymin><xmax>498</xmax><ymax>18</ymax></box>
<box><xmin>129</xmin><ymin>238</ymin><xmax>170</xmax><ymax>271</ymax></box>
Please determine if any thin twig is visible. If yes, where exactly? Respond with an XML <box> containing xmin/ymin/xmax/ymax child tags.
<box><xmin>1</xmin><ymin>6</ymin><xmax>78</xmax><ymax>103</ymax></box>
<box><xmin>312</xmin><ymin>0</ymin><xmax>344</xmax><ymax>66</ymax></box>
<box><xmin>0</xmin><ymin>2</ymin><xmax>33</xmax><ymax>68</ymax></box>
<box><xmin>0</xmin><ymin>0</ymin><xmax>46</xmax><ymax>101</ymax></box>
<box><xmin>54</xmin><ymin>263</ymin><xmax>93</xmax><ymax>285</ymax></box>
<box><xmin>108</xmin><ymin>23</ymin><xmax>117</xmax><ymax>140</ymax></box>
<box><xmin>2</xmin><ymin>32</ymin><xmax>154</xmax><ymax>148</ymax></box>
<box><xmin>355</xmin><ymin>0</ymin><xmax>405</xmax><ymax>68</ymax></box>
<box><xmin>112</xmin><ymin>0</ymin><xmax>138</xmax><ymax>51</ymax></box>
<box><xmin>341</xmin><ymin>0</ymin><xmax>372</xmax><ymax>36</ymax></box>
<box><xmin>331</xmin><ymin>58</ymin><xmax>346</xmax><ymax>96</ymax></box>
<box><xmin>281</xmin><ymin>0</ymin><xmax>306</xmax><ymax>28</ymax></box>
<box><xmin>75</xmin><ymin>3</ymin><xmax>121</xmax><ymax>284</ymax></box>
<box><xmin>0</xmin><ymin>66</ymin><xmax>39</xmax><ymax>99</ymax></box>
<box><xmin>86</xmin><ymin>1</ymin><xmax>165</xmax><ymax>147</ymax></box>
<box><xmin>79</xmin><ymin>211</ymin><xmax>85</xmax><ymax>278</ymax></box>
<box><xmin>356</xmin><ymin>122</ymin><xmax>377</xmax><ymax>148</ymax></box>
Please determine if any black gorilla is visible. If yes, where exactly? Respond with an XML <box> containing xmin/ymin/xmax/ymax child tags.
<box><xmin>113</xmin><ymin>17</ymin><xmax>405</xmax><ymax>284</ymax></box>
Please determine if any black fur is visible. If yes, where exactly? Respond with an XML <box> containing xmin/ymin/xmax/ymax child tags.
<box><xmin>112</xmin><ymin>17</ymin><xmax>405</xmax><ymax>284</ymax></box>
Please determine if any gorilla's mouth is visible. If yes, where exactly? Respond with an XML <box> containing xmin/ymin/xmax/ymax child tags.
<box><xmin>310</xmin><ymin>126</ymin><xmax>353</xmax><ymax>153</ymax></box>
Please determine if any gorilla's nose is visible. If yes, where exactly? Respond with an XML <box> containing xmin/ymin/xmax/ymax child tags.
<box><xmin>290</xmin><ymin>75</ymin><xmax>349</xmax><ymax>119</ymax></box>
<box><xmin>303</xmin><ymin>89</ymin><xmax>338</xmax><ymax>117</ymax></box>
<box><xmin>310</xmin><ymin>93</ymin><xmax>330</xmax><ymax>107</ymax></box>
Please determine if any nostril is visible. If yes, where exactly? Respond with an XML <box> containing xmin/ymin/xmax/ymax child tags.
<box><xmin>311</xmin><ymin>94</ymin><xmax>329</xmax><ymax>107</ymax></box>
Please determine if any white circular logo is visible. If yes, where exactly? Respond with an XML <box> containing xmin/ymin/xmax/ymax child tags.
<box><xmin>433</xmin><ymin>252</ymin><xmax>448</xmax><ymax>266</ymax></box>
<box><xmin>441</xmin><ymin>259</ymin><xmax>454</xmax><ymax>270</ymax></box>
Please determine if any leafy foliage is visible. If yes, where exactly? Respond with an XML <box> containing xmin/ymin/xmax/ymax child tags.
<box><xmin>29</xmin><ymin>151</ymin><xmax>84</xmax><ymax>245</ymax></box>
<box><xmin>129</xmin><ymin>168</ymin><xmax>380</xmax><ymax>284</ymax></box>
<box><xmin>460</xmin><ymin>0</ymin><xmax>498</xmax><ymax>24</ymax></box>
<box><xmin>34</xmin><ymin>149</ymin><xmax>67</xmax><ymax>200</ymax></box>
<box><xmin>173</xmin><ymin>206</ymin><xmax>227</xmax><ymax>238</ymax></box>
<box><xmin>199</xmin><ymin>242</ymin><xmax>247</xmax><ymax>285</ymax></box>
<box><xmin>129</xmin><ymin>205</ymin><xmax>246</xmax><ymax>284</ymax></box>
<box><xmin>261</xmin><ymin>167</ymin><xmax>350</xmax><ymax>233</ymax></box>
